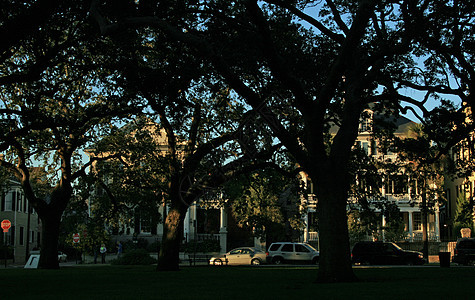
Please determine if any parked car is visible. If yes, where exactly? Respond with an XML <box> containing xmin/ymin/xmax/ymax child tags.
<box><xmin>58</xmin><ymin>251</ymin><xmax>68</xmax><ymax>262</ymax></box>
<box><xmin>351</xmin><ymin>241</ymin><xmax>425</xmax><ymax>265</ymax></box>
<box><xmin>266</xmin><ymin>242</ymin><xmax>319</xmax><ymax>265</ymax></box>
<box><xmin>209</xmin><ymin>247</ymin><xmax>267</xmax><ymax>266</ymax></box>
<box><xmin>452</xmin><ymin>238</ymin><xmax>475</xmax><ymax>266</ymax></box>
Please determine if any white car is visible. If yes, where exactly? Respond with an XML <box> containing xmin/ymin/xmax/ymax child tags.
<box><xmin>266</xmin><ymin>242</ymin><xmax>319</xmax><ymax>265</ymax></box>
<box><xmin>209</xmin><ymin>247</ymin><xmax>267</xmax><ymax>266</ymax></box>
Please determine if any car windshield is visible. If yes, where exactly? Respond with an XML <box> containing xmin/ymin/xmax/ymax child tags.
<box><xmin>391</xmin><ymin>243</ymin><xmax>403</xmax><ymax>251</ymax></box>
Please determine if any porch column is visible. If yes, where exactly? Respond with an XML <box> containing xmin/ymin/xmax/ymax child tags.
<box><xmin>219</xmin><ymin>206</ymin><xmax>227</xmax><ymax>253</ymax></box>
<box><xmin>302</xmin><ymin>211</ymin><xmax>309</xmax><ymax>243</ymax></box>
<box><xmin>190</xmin><ymin>203</ymin><xmax>197</xmax><ymax>240</ymax></box>
<box><xmin>435</xmin><ymin>209</ymin><xmax>440</xmax><ymax>242</ymax></box>
<box><xmin>382</xmin><ymin>214</ymin><xmax>386</xmax><ymax>241</ymax></box>
<box><xmin>408</xmin><ymin>211</ymin><xmax>414</xmax><ymax>242</ymax></box>
<box><xmin>184</xmin><ymin>208</ymin><xmax>190</xmax><ymax>242</ymax></box>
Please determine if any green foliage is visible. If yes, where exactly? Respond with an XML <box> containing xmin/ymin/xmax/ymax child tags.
<box><xmin>63</xmin><ymin>221</ymin><xmax>110</xmax><ymax>256</ymax></box>
<box><xmin>88</xmin><ymin>118</ymin><xmax>167</xmax><ymax>227</ymax></box>
<box><xmin>453</xmin><ymin>194</ymin><xmax>474</xmax><ymax>238</ymax></box>
<box><xmin>181</xmin><ymin>240</ymin><xmax>221</xmax><ymax>253</ymax></box>
<box><xmin>380</xmin><ymin>202</ymin><xmax>407</xmax><ymax>243</ymax></box>
<box><xmin>348</xmin><ymin>201</ymin><xmax>406</xmax><ymax>243</ymax></box>
<box><xmin>110</xmin><ymin>249</ymin><xmax>157</xmax><ymax>265</ymax></box>
<box><xmin>225</xmin><ymin>169</ymin><xmax>303</xmax><ymax>241</ymax></box>
<box><xmin>146</xmin><ymin>241</ymin><xmax>161</xmax><ymax>253</ymax></box>
<box><xmin>348</xmin><ymin>209</ymin><xmax>379</xmax><ymax>243</ymax></box>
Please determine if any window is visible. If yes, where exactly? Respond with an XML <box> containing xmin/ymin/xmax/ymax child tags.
<box><xmin>413</xmin><ymin>212</ymin><xmax>422</xmax><ymax>231</ymax></box>
<box><xmin>3</xmin><ymin>192</ymin><xmax>13</xmax><ymax>211</ymax></box>
<box><xmin>361</xmin><ymin>142</ymin><xmax>369</xmax><ymax>155</ymax></box>
<box><xmin>23</xmin><ymin>194</ymin><xmax>27</xmax><ymax>212</ymax></box>
<box><xmin>295</xmin><ymin>244</ymin><xmax>310</xmax><ymax>253</ymax></box>
<box><xmin>17</xmin><ymin>191</ymin><xmax>23</xmax><ymax>212</ymax></box>
<box><xmin>281</xmin><ymin>244</ymin><xmax>294</xmax><ymax>252</ymax></box>
<box><xmin>371</xmin><ymin>140</ymin><xmax>377</xmax><ymax>156</ymax></box>
<box><xmin>10</xmin><ymin>226</ymin><xmax>15</xmax><ymax>245</ymax></box>
<box><xmin>459</xmin><ymin>240</ymin><xmax>475</xmax><ymax>249</ymax></box>
<box><xmin>306</xmin><ymin>178</ymin><xmax>314</xmax><ymax>194</ymax></box>
<box><xmin>359</xmin><ymin>113</ymin><xmax>372</xmax><ymax>132</ymax></box>
<box><xmin>229</xmin><ymin>249</ymin><xmax>241</xmax><ymax>255</ymax></box>
<box><xmin>19</xmin><ymin>227</ymin><xmax>24</xmax><ymax>246</ymax></box>
<box><xmin>385</xmin><ymin>175</ymin><xmax>408</xmax><ymax>194</ymax></box>
<box><xmin>11</xmin><ymin>191</ymin><xmax>16</xmax><ymax>211</ymax></box>
<box><xmin>393</xmin><ymin>175</ymin><xmax>408</xmax><ymax>194</ymax></box>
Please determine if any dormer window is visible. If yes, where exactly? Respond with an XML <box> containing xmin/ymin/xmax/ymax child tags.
<box><xmin>359</xmin><ymin>110</ymin><xmax>373</xmax><ymax>133</ymax></box>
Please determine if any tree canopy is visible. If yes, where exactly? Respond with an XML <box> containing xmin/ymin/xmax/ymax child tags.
<box><xmin>0</xmin><ymin>0</ymin><xmax>473</xmax><ymax>282</ymax></box>
<box><xmin>0</xmin><ymin>1</ymin><xmax>143</xmax><ymax>268</ymax></box>
<box><xmin>89</xmin><ymin>0</ymin><xmax>474</xmax><ymax>282</ymax></box>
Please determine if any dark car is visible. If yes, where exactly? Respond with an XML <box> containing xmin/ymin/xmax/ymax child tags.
<box><xmin>352</xmin><ymin>241</ymin><xmax>425</xmax><ymax>265</ymax></box>
<box><xmin>452</xmin><ymin>238</ymin><xmax>475</xmax><ymax>266</ymax></box>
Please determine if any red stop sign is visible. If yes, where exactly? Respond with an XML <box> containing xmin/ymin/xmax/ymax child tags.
<box><xmin>73</xmin><ymin>233</ymin><xmax>80</xmax><ymax>243</ymax></box>
<box><xmin>1</xmin><ymin>219</ymin><xmax>11</xmax><ymax>232</ymax></box>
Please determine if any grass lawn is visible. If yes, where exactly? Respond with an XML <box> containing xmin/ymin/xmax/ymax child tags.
<box><xmin>1</xmin><ymin>265</ymin><xmax>474</xmax><ymax>299</ymax></box>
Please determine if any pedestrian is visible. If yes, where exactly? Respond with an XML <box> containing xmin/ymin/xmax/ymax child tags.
<box><xmin>117</xmin><ymin>242</ymin><xmax>123</xmax><ymax>258</ymax></box>
<box><xmin>100</xmin><ymin>243</ymin><xmax>107</xmax><ymax>264</ymax></box>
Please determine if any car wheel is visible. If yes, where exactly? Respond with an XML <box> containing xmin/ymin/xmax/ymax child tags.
<box><xmin>273</xmin><ymin>257</ymin><xmax>283</xmax><ymax>265</ymax></box>
<box><xmin>312</xmin><ymin>257</ymin><xmax>319</xmax><ymax>265</ymax></box>
<box><xmin>406</xmin><ymin>260</ymin><xmax>414</xmax><ymax>266</ymax></box>
<box><xmin>213</xmin><ymin>259</ymin><xmax>223</xmax><ymax>266</ymax></box>
<box><xmin>251</xmin><ymin>258</ymin><xmax>261</xmax><ymax>265</ymax></box>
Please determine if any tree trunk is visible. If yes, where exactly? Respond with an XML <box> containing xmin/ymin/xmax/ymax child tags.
<box><xmin>156</xmin><ymin>204</ymin><xmax>187</xmax><ymax>271</ymax></box>
<box><xmin>315</xmin><ymin>170</ymin><xmax>357</xmax><ymax>283</ymax></box>
<box><xmin>38</xmin><ymin>212</ymin><xmax>61</xmax><ymax>269</ymax></box>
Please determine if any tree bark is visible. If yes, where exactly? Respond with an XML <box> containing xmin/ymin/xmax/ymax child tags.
<box><xmin>38</xmin><ymin>212</ymin><xmax>61</xmax><ymax>269</ymax></box>
<box><xmin>156</xmin><ymin>203</ymin><xmax>187</xmax><ymax>271</ymax></box>
<box><xmin>314</xmin><ymin>169</ymin><xmax>357</xmax><ymax>283</ymax></box>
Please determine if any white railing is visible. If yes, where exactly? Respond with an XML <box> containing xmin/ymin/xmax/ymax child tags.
<box><xmin>308</xmin><ymin>232</ymin><xmax>319</xmax><ymax>241</ymax></box>
<box><xmin>196</xmin><ymin>234</ymin><xmax>220</xmax><ymax>241</ymax></box>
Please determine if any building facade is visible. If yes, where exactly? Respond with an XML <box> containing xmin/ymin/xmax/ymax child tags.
<box><xmin>443</xmin><ymin>107</ymin><xmax>475</xmax><ymax>240</ymax></box>
<box><xmin>0</xmin><ymin>178</ymin><xmax>41</xmax><ymax>263</ymax></box>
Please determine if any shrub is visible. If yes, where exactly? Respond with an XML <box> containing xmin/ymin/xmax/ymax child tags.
<box><xmin>122</xmin><ymin>238</ymin><xmax>149</xmax><ymax>252</ymax></box>
<box><xmin>110</xmin><ymin>249</ymin><xmax>157</xmax><ymax>265</ymax></box>
<box><xmin>146</xmin><ymin>241</ymin><xmax>161</xmax><ymax>253</ymax></box>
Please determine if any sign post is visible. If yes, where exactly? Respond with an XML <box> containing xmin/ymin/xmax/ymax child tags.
<box><xmin>1</xmin><ymin>219</ymin><xmax>11</xmax><ymax>268</ymax></box>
